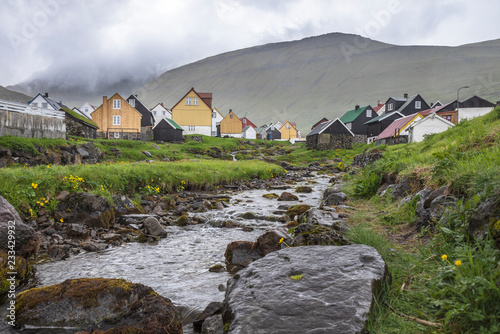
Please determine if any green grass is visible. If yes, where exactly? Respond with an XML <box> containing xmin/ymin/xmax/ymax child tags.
<box><xmin>0</xmin><ymin>160</ymin><xmax>284</xmax><ymax>215</ymax></box>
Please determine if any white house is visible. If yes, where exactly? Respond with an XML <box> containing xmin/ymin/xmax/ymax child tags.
<box><xmin>405</xmin><ymin>113</ymin><xmax>455</xmax><ymax>143</ymax></box>
<box><xmin>150</xmin><ymin>103</ymin><xmax>172</xmax><ymax>124</ymax></box>
<box><xmin>458</xmin><ymin>96</ymin><xmax>495</xmax><ymax>121</ymax></box>
<box><xmin>79</xmin><ymin>102</ymin><xmax>96</xmax><ymax>118</ymax></box>
<box><xmin>28</xmin><ymin>93</ymin><xmax>66</xmax><ymax>110</ymax></box>
<box><xmin>211</xmin><ymin>107</ymin><xmax>223</xmax><ymax>137</ymax></box>
<box><xmin>242</xmin><ymin>126</ymin><xmax>257</xmax><ymax>139</ymax></box>
<box><xmin>71</xmin><ymin>107</ymin><xmax>92</xmax><ymax>120</ymax></box>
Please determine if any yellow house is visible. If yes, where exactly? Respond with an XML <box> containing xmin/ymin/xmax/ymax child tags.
<box><xmin>279</xmin><ymin>121</ymin><xmax>298</xmax><ymax>140</ymax></box>
<box><xmin>92</xmin><ymin>93</ymin><xmax>142</xmax><ymax>139</ymax></box>
<box><xmin>220</xmin><ymin>110</ymin><xmax>243</xmax><ymax>138</ymax></box>
<box><xmin>171</xmin><ymin>88</ymin><xmax>213</xmax><ymax>136</ymax></box>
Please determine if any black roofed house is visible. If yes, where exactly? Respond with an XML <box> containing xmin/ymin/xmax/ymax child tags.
<box><xmin>340</xmin><ymin>105</ymin><xmax>377</xmax><ymax>143</ymax></box>
<box><xmin>266</xmin><ymin>124</ymin><xmax>281</xmax><ymax>140</ymax></box>
<box><xmin>457</xmin><ymin>95</ymin><xmax>495</xmax><ymax>121</ymax></box>
<box><xmin>306</xmin><ymin>118</ymin><xmax>354</xmax><ymax>150</ymax></box>
<box><xmin>311</xmin><ymin>117</ymin><xmax>328</xmax><ymax>130</ymax></box>
<box><xmin>364</xmin><ymin>111</ymin><xmax>404</xmax><ymax>143</ymax></box>
<box><xmin>385</xmin><ymin>93</ymin><xmax>430</xmax><ymax>116</ymax></box>
<box><xmin>126</xmin><ymin>94</ymin><xmax>155</xmax><ymax>140</ymax></box>
<box><xmin>153</xmin><ymin>118</ymin><xmax>183</xmax><ymax>142</ymax></box>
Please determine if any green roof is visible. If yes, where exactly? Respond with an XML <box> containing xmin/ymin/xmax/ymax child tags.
<box><xmin>63</xmin><ymin>108</ymin><xmax>98</xmax><ymax>128</ymax></box>
<box><xmin>165</xmin><ymin>118</ymin><xmax>183</xmax><ymax>130</ymax></box>
<box><xmin>340</xmin><ymin>106</ymin><xmax>369</xmax><ymax>123</ymax></box>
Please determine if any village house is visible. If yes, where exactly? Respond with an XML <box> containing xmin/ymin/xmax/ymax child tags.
<box><xmin>311</xmin><ymin>117</ymin><xmax>329</xmax><ymax>130</ymax></box>
<box><xmin>153</xmin><ymin>118</ymin><xmax>183</xmax><ymax>142</ymax></box>
<box><xmin>241</xmin><ymin>116</ymin><xmax>257</xmax><ymax>129</ymax></box>
<box><xmin>150</xmin><ymin>103</ymin><xmax>171</xmax><ymax>124</ymax></box>
<box><xmin>211</xmin><ymin>108</ymin><xmax>223</xmax><ymax>136</ymax></box>
<box><xmin>64</xmin><ymin>107</ymin><xmax>98</xmax><ymax>139</ymax></box>
<box><xmin>126</xmin><ymin>94</ymin><xmax>155</xmax><ymax>140</ymax></box>
<box><xmin>384</xmin><ymin>94</ymin><xmax>430</xmax><ymax>116</ymax></box>
<box><xmin>92</xmin><ymin>93</ymin><xmax>142</xmax><ymax>140</ymax></box>
<box><xmin>364</xmin><ymin>111</ymin><xmax>404</xmax><ymax>143</ymax></box>
<box><xmin>242</xmin><ymin>126</ymin><xmax>257</xmax><ymax>139</ymax></box>
<box><xmin>171</xmin><ymin>87</ymin><xmax>213</xmax><ymax>136</ymax></box>
<box><xmin>78</xmin><ymin>102</ymin><xmax>96</xmax><ymax>118</ymax></box>
<box><xmin>28</xmin><ymin>93</ymin><xmax>67</xmax><ymax>110</ymax></box>
<box><xmin>376</xmin><ymin>113</ymin><xmax>424</xmax><ymax>145</ymax></box>
<box><xmin>279</xmin><ymin>121</ymin><xmax>298</xmax><ymax>140</ymax></box>
<box><xmin>306</xmin><ymin>118</ymin><xmax>354</xmax><ymax>150</ymax></box>
<box><xmin>405</xmin><ymin>113</ymin><xmax>455</xmax><ymax>143</ymax></box>
<box><xmin>266</xmin><ymin>124</ymin><xmax>281</xmax><ymax>140</ymax></box>
<box><xmin>340</xmin><ymin>105</ymin><xmax>377</xmax><ymax>142</ymax></box>
<box><xmin>219</xmin><ymin>109</ymin><xmax>243</xmax><ymax>138</ymax></box>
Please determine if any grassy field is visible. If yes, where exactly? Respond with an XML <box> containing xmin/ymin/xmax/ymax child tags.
<box><xmin>343</xmin><ymin>108</ymin><xmax>500</xmax><ymax>333</ymax></box>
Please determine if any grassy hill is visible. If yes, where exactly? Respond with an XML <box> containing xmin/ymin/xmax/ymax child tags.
<box><xmin>0</xmin><ymin>85</ymin><xmax>32</xmax><ymax>104</ymax></box>
<box><xmin>135</xmin><ymin>33</ymin><xmax>500</xmax><ymax>133</ymax></box>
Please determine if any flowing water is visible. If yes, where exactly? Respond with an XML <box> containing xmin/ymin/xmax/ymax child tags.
<box><xmin>1</xmin><ymin>172</ymin><xmax>332</xmax><ymax>333</ymax></box>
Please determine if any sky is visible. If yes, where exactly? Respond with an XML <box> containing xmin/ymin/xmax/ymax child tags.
<box><xmin>1</xmin><ymin>0</ymin><xmax>499</xmax><ymax>88</ymax></box>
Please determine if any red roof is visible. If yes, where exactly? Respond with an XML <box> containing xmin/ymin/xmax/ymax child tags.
<box><xmin>198</xmin><ymin>93</ymin><xmax>212</xmax><ymax>109</ymax></box>
<box><xmin>241</xmin><ymin>117</ymin><xmax>257</xmax><ymax>129</ymax></box>
<box><xmin>373</xmin><ymin>103</ymin><xmax>385</xmax><ymax>113</ymax></box>
<box><xmin>378</xmin><ymin>113</ymin><xmax>422</xmax><ymax>139</ymax></box>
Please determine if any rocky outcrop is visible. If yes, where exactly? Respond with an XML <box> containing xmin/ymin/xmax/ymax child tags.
<box><xmin>222</xmin><ymin>245</ymin><xmax>388</xmax><ymax>334</ymax></box>
<box><xmin>468</xmin><ymin>197</ymin><xmax>500</xmax><ymax>241</ymax></box>
<box><xmin>291</xmin><ymin>223</ymin><xmax>350</xmax><ymax>246</ymax></box>
<box><xmin>54</xmin><ymin>192</ymin><xmax>114</xmax><ymax>229</ymax></box>
<box><xmin>0</xmin><ymin>196</ymin><xmax>39</xmax><ymax>258</ymax></box>
<box><xmin>351</xmin><ymin>152</ymin><xmax>383</xmax><ymax>167</ymax></box>
<box><xmin>15</xmin><ymin>278</ymin><xmax>182</xmax><ymax>333</ymax></box>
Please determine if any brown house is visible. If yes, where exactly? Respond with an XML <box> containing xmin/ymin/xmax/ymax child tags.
<box><xmin>219</xmin><ymin>109</ymin><xmax>243</xmax><ymax>138</ymax></box>
<box><xmin>92</xmin><ymin>93</ymin><xmax>142</xmax><ymax>139</ymax></box>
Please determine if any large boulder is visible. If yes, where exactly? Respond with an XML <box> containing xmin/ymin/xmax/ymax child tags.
<box><xmin>54</xmin><ymin>192</ymin><xmax>115</xmax><ymax>229</ymax></box>
<box><xmin>222</xmin><ymin>245</ymin><xmax>388</xmax><ymax>334</ymax></box>
<box><xmin>15</xmin><ymin>278</ymin><xmax>182</xmax><ymax>333</ymax></box>
<box><xmin>224</xmin><ymin>241</ymin><xmax>262</xmax><ymax>270</ymax></box>
<box><xmin>277</xmin><ymin>192</ymin><xmax>299</xmax><ymax>201</ymax></box>
<box><xmin>143</xmin><ymin>217</ymin><xmax>167</xmax><ymax>238</ymax></box>
<box><xmin>0</xmin><ymin>196</ymin><xmax>39</xmax><ymax>258</ymax></box>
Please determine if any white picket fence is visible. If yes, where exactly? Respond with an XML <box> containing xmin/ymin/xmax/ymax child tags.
<box><xmin>0</xmin><ymin>99</ymin><xmax>65</xmax><ymax>119</ymax></box>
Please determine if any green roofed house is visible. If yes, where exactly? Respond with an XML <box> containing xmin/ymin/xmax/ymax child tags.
<box><xmin>153</xmin><ymin>118</ymin><xmax>184</xmax><ymax>142</ymax></box>
<box><xmin>63</xmin><ymin>107</ymin><xmax>98</xmax><ymax>139</ymax></box>
<box><xmin>339</xmin><ymin>104</ymin><xmax>377</xmax><ymax>142</ymax></box>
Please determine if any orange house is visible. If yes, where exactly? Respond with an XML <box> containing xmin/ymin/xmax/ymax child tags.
<box><xmin>220</xmin><ymin>110</ymin><xmax>243</xmax><ymax>138</ymax></box>
<box><xmin>92</xmin><ymin>93</ymin><xmax>142</xmax><ymax>139</ymax></box>
<box><xmin>279</xmin><ymin>121</ymin><xmax>298</xmax><ymax>140</ymax></box>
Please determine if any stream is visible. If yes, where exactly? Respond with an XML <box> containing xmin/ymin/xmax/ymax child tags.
<box><xmin>1</xmin><ymin>171</ymin><xmax>332</xmax><ymax>333</ymax></box>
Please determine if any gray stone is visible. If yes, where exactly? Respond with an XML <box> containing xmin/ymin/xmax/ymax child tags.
<box><xmin>468</xmin><ymin>197</ymin><xmax>500</xmax><ymax>240</ymax></box>
<box><xmin>391</xmin><ymin>177</ymin><xmax>412</xmax><ymax>199</ymax></box>
<box><xmin>112</xmin><ymin>195</ymin><xmax>137</xmax><ymax>215</ymax></box>
<box><xmin>222</xmin><ymin>245</ymin><xmax>388</xmax><ymax>334</ymax></box>
<box><xmin>141</xmin><ymin>150</ymin><xmax>152</xmax><ymax>157</ymax></box>
<box><xmin>0</xmin><ymin>195</ymin><xmax>39</xmax><ymax>258</ymax></box>
<box><xmin>118</xmin><ymin>214</ymin><xmax>161</xmax><ymax>225</ymax></box>
<box><xmin>277</xmin><ymin>192</ymin><xmax>299</xmax><ymax>201</ymax></box>
<box><xmin>54</xmin><ymin>192</ymin><xmax>114</xmax><ymax>229</ymax></box>
<box><xmin>224</xmin><ymin>241</ymin><xmax>262</xmax><ymax>269</ymax></box>
<box><xmin>323</xmin><ymin>192</ymin><xmax>347</xmax><ymax>206</ymax></box>
<box><xmin>66</xmin><ymin>223</ymin><xmax>89</xmax><ymax>238</ymax></box>
<box><xmin>379</xmin><ymin>184</ymin><xmax>395</xmax><ymax>197</ymax></box>
<box><xmin>300</xmin><ymin>208</ymin><xmax>340</xmax><ymax>225</ymax></box>
<box><xmin>424</xmin><ymin>186</ymin><xmax>449</xmax><ymax>208</ymax></box>
<box><xmin>202</xmin><ymin>314</ymin><xmax>224</xmax><ymax>334</ymax></box>
<box><xmin>48</xmin><ymin>244</ymin><xmax>70</xmax><ymax>260</ymax></box>
<box><xmin>193</xmin><ymin>301</ymin><xmax>222</xmax><ymax>331</ymax></box>
<box><xmin>143</xmin><ymin>217</ymin><xmax>167</xmax><ymax>238</ymax></box>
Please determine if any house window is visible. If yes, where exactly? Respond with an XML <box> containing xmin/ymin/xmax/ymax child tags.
<box><xmin>366</xmin><ymin>109</ymin><xmax>372</xmax><ymax>117</ymax></box>
<box><xmin>415</xmin><ymin>101</ymin><xmax>421</xmax><ymax>109</ymax></box>
<box><xmin>162</xmin><ymin>110</ymin><xmax>166</xmax><ymax>115</ymax></box>
<box><xmin>42</xmin><ymin>103</ymin><xmax>48</xmax><ymax>108</ymax></box>
<box><xmin>31</xmin><ymin>103</ymin><xmax>38</xmax><ymax>107</ymax></box>
<box><xmin>230</xmin><ymin>114</ymin><xmax>233</xmax><ymax>119</ymax></box>
<box><xmin>193</xmin><ymin>97</ymin><xmax>198</xmax><ymax>105</ymax></box>
<box><xmin>188</xmin><ymin>126</ymin><xmax>195</xmax><ymax>131</ymax></box>
<box><xmin>153</xmin><ymin>110</ymin><xmax>157</xmax><ymax>115</ymax></box>
<box><xmin>388</xmin><ymin>103</ymin><xmax>393</xmax><ymax>111</ymax></box>
<box><xmin>186</xmin><ymin>97</ymin><xmax>191</xmax><ymax>105</ymax></box>
<box><xmin>128</xmin><ymin>99</ymin><xmax>135</xmax><ymax>107</ymax></box>
<box><xmin>114</xmin><ymin>132</ymin><xmax>120</xmax><ymax>139</ymax></box>
<box><xmin>286</xmin><ymin>124</ymin><xmax>290</xmax><ymax>129</ymax></box>
<box><xmin>444</xmin><ymin>115</ymin><xmax>452</xmax><ymax>121</ymax></box>
<box><xmin>212</xmin><ymin>111</ymin><xmax>216</xmax><ymax>118</ymax></box>
<box><xmin>243</xmin><ymin>119</ymin><xmax>246</xmax><ymax>124</ymax></box>
<box><xmin>345</xmin><ymin>123</ymin><xmax>352</xmax><ymax>130</ymax></box>
<box><xmin>113</xmin><ymin>99</ymin><xmax>121</xmax><ymax>109</ymax></box>
<box><xmin>113</xmin><ymin>115</ymin><xmax>121</xmax><ymax>125</ymax></box>
<box><xmin>84</xmin><ymin>108</ymin><xmax>89</xmax><ymax>112</ymax></box>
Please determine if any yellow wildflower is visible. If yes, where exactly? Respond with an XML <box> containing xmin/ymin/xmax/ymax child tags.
<box><xmin>455</xmin><ymin>260</ymin><xmax>462</xmax><ymax>266</ymax></box>
<box><xmin>441</xmin><ymin>254</ymin><xmax>447</xmax><ymax>261</ymax></box>
<box><xmin>31</xmin><ymin>183</ymin><xmax>38</xmax><ymax>189</ymax></box>
<box><xmin>279</xmin><ymin>238</ymin><xmax>284</xmax><ymax>244</ymax></box>
<box><xmin>60</xmin><ymin>218</ymin><xmax>64</xmax><ymax>223</ymax></box>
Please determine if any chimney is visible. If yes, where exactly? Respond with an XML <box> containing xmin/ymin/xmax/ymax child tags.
<box><xmin>404</xmin><ymin>93</ymin><xmax>408</xmax><ymax>99</ymax></box>
<box><xmin>377</xmin><ymin>100</ymin><xmax>382</xmax><ymax>105</ymax></box>
<box><xmin>355</xmin><ymin>105</ymin><xmax>360</xmax><ymax>110</ymax></box>
<box><xmin>44</xmin><ymin>93</ymin><xmax>48</xmax><ymax>97</ymax></box>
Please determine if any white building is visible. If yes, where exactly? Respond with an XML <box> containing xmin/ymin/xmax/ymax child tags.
<box><xmin>242</xmin><ymin>126</ymin><xmax>257</xmax><ymax>139</ymax></box>
<box><xmin>79</xmin><ymin>102</ymin><xmax>96</xmax><ymax>118</ymax></box>
<box><xmin>458</xmin><ymin>96</ymin><xmax>495</xmax><ymax>121</ymax></box>
<box><xmin>405</xmin><ymin>113</ymin><xmax>455</xmax><ymax>143</ymax></box>
<box><xmin>211</xmin><ymin>107</ymin><xmax>223</xmax><ymax>136</ymax></box>
<box><xmin>28</xmin><ymin>93</ymin><xmax>66</xmax><ymax>110</ymax></box>
<box><xmin>150</xmin><ymin>103</ymin><xmax>172</xmax><ymax>124</ymax></box>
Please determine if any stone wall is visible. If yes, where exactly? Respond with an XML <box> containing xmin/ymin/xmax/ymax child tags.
<box><xmin>0</xmin><ymin>110</ymin><xmax>66</xmax><ymax>139</ymax></box>
<box><xmin>353</xmin><ymin>134</ymin><xmax>367</xmax><ymax>145</ymax></box>
<box><xmin>307</xmin><ymin>133</ymin><xmax>353</xmax><ymax>150</ymax></box>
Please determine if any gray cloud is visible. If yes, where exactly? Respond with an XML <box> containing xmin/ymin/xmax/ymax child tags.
<box><xmin>0</xmin><ymin>0</ymin><xmax>498</xmax><ymax>87</ymax></box>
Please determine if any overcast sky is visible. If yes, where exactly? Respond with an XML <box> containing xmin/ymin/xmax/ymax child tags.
<box><xmin>1</xmin><ymin>0</ymin><xmax>499</xmax><ymax>87</ymax></box>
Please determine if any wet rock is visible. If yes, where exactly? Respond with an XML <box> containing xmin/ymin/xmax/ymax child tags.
<box><xmin>112</xmin><ymin>195</ymin><xmax>137</xmax><ymax>216</ymax></box>
<box><xmin>82</xmin><ymin>242</ymin><xmax>107</xmax><ymax>252</ymax></box>
<box><xmin>262</xmin><ymin>193</ymin><xmax>279</xmax><ymax>199</ymax></box>
<box><xmin>193</xmin><ymin>301</ymin><xmax>223</xmax><ymax>331</ymax></box>
<box><xmin>323</xmin><ymin>192</ymin><xmax>347</xmax><ymax>206</ymax></box>
<box><xmin>66</xmin><ymin>224</ymin><xmax>89</xmax><ymax>239</ymax></box>
<box><xmin>54</xmin><ymin>192</ymin><xmax>114</xmax><ymax>229</ymax></box>
<box><xmin>102</xmin><ymin>233</ymin><xmax>122</xmax><ymax>242</ymax></box>
<box><xmin>286</xmin><ymin>204</ymin><xmax>311</xmax><ymax>218</ymax></box>
<box><xmin>202</xmin><ymin>314</ymin><xmax>224</xmax><ymax>334</ymax></box>
<box><xmin>277</xmin><ymin>192</ymin><xmax>299</xmax><ymax>201</ymax></box>
<box><xmin>177</xmin><ymin>215</ymin><xmax>189</xmax><ymax>226</ymax></box>
<box><xmin>295</xmin><ymin>186</ymin><xmax>313</xmax><ymax>193</ymax></box>
<box><xmin>222</xmin><ymin>245</ymin><xmax>388</xmax><ymax>334</ymax></box>
<box><xmin>48</xmin><ymin>244</ymin><xmax>71</xmax><ymax>260</ymax></box>
<box><xmin>224</xmin><ymin>241</ymin><xmax>262</xmax><ymax>269</ymax></box>
<box><xmin>143</xmin><ymin>217</ymin><xmax>167</xmax><ymax>238</ymax></box>
<box><xmin>255</xmin><ymin>230</ymin><xmax>288</xmax><ymax>256</ymax></box>
<box><xmin>241</xmin><ymin>212</ymin><xmax>259</xmax><ymax>219</ymax></box>
<box><xmin>209</xmin><ymin>264</ymin><xmax>226</xmax><ymax>273</ymax></box>
<box><xmin>16</xmin><ymin>278</ymin><xmax>182</xmax><ymax>333</ymax></box>
<box><xmin>0</xmin><ymin>250</ymin><xmax>32</xmax><ymax>295</ymax></box>
<box><xmin>118</xmin><ymin>214</ymin><xmax>160</xmax><ymax>226</ymax></box>
<box><xmin>292</xmin><ymin>223</ymin><xmax>350</xmax><ymax>246</ymax></box>
<box><xmin>298</xmin><ymin>208</ymin><xmax>341</xmax><ymax>226</ymax></box>
<box><xmin>0</xmin><ymin>196</ymin><xmax>39</xmax><ymax>258</ymax></box>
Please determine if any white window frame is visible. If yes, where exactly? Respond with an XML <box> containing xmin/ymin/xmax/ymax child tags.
<box><xmin>162</xmin><ymin>110</ymin><xmax>166</xmax><ymax>115</ymax></box>
<box><xmin>212</xmin><ymin>111</ymin><xmax>216</xmax><ymax>118</ymax></box>
<box><xmin>114</xmin><ymin>132</ymin><xmax>120</xmax><ymax>139</ymax></box>
<box><xmin>42</xmin><ymin>102</ymin><xmax>48</xmax><ymax>108</ymax></box>
<box><xmin>113</xmin><ymin>99</ymin><xmax>121</xmax><ymax>109</ymax></box>
<box><xmin>193</xmin><ymin>97</ymin><xmax>198</xmax><ymax>105</ymax></box>
<box><xmin>113</xmin><ymin>115</ymin><xmax>121</xmax><ymax>125</ymax></box>
<box><xmin>31</xmin><ymin>103</ymin><xmax>38</xmax><ymax>107</ymax></box>
<box><xmin>153</xmin><ymin>110</ymin><xmax>157</xmax><ymax>115</ymax></box>
<box><xmin>128</xmin><ymin>99</ymin><xmax>135</xmax><ymax>107</ymax></box>
<box><xmin>366</xmin><ymin>109</ymin><xmax>372</xmax><ymax>117</ymax></box>
<box><xmin>188</xmin><ymin>126</ymin><xmax>195</xmax><ymax>131</ymax></box>
<box><xmin>186</xmin><ymin>97</ymin><xmax>191</xmax><ymax>105</ymax></box>
<box><xmin>388</xmin><ymin>103</ymin><xmax>393</xmax><ymax>111</ymax></box>
<box><xmin>415</xmin><ymin>101</ymin><xmax>421</xmax><ymax>109</ymax></box>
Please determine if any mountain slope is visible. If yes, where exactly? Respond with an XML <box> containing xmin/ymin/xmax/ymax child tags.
<box><xmin>136</xmin><ymin>33</ymin><xmax>500</xmax><ymax>132</ymax></box>
<box><xmin>0</xmin><ymin>85</ymin><xmax>32</xmax><ymax>104</ymax></box>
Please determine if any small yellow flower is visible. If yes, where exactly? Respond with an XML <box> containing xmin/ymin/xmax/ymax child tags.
<box><xmin>32</xmin><ymin>183</ymin><xmax>38</xmax><ymax>189</ymax></box>
<box><xmin>279</xmin><ymin>238</ymin><xmax>284</xmax><ymax>244</ymax></box>
<box><xmin>60</xmin><ymin>218</ymin><xmax>64</xmax><ymax>223</ymax></box>
<box><xmin>455</xmin><ymin>260</ymin><xmax>462</xmax><ymax>266</ymax></box>
<box><xmin>45</xmin><ymin>199</ymin><xmax>49</xmax><ymax>203</ymax></box>
<box><xmin>29</xmin><ymin>209</ymin><xmax>33</xmax><ymax>217</ymax></box>
<box><xmin>40</xmin><ymin>202</ymin><xmax>44</xmax><ymax>206</ymax></box>
<box><xmin>441</xmin><ymin>254</ymin><xmax>447</xmax><ymax>261</ymax></box>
